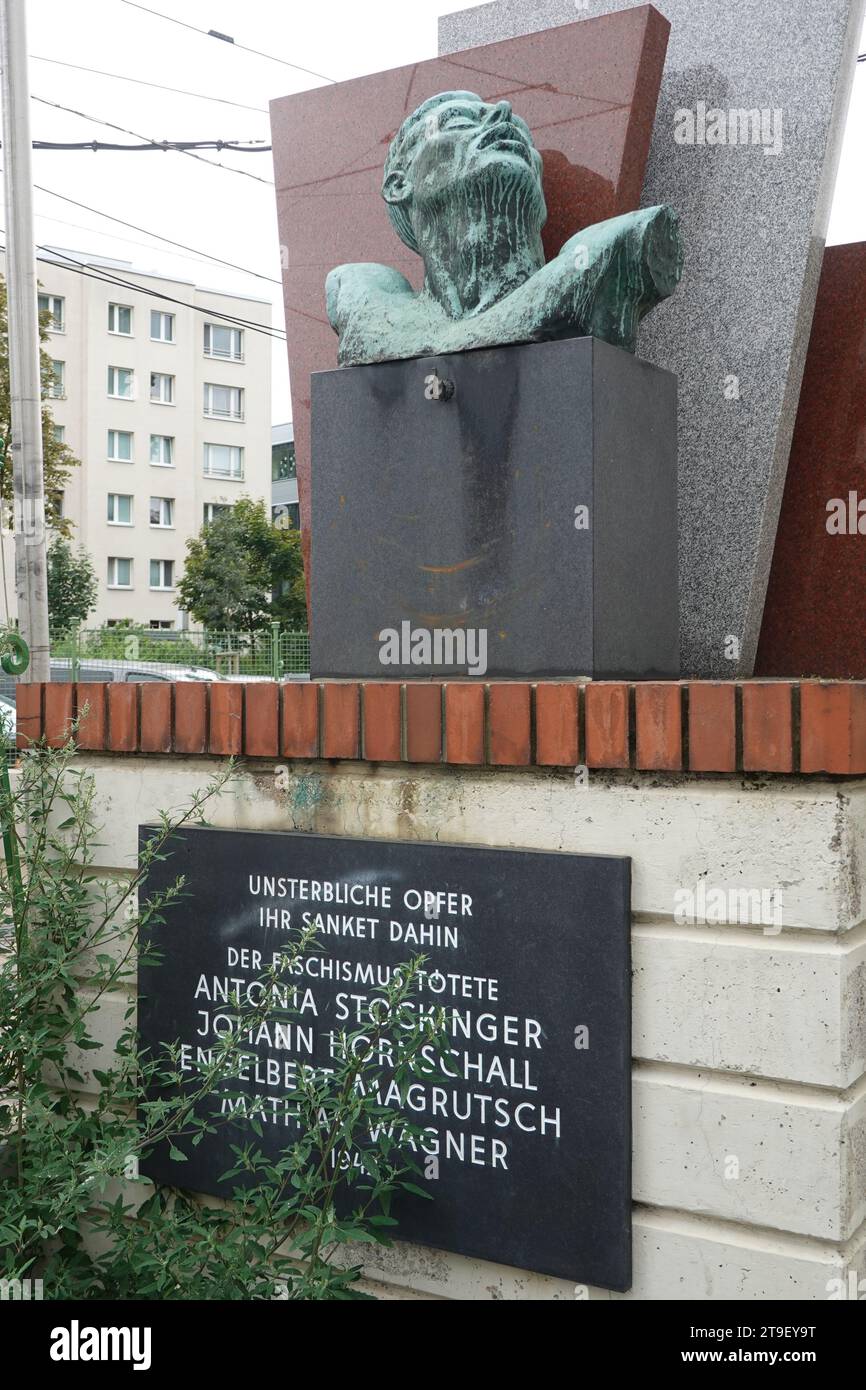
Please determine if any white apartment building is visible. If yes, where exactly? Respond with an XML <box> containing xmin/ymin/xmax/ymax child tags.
<box><xmin>5</xmin><ymin>248</ymin><xmax>272</xmax><ymax>629</ymax></box>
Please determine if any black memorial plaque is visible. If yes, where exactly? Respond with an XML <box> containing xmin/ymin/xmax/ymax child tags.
<box><xmin>138</xmin><ymin>827</ymin><xmax>631</xmax><ymax>1290</ymax></box>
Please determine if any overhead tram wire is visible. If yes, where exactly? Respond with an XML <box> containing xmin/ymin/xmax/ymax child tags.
<box><xmin>29</xmin><ymin>138</ymin><xmax>272</xmax><ymax>152</ymax></box>
<box><xmin>29</xmin><ymin>56</ymin><xmax>269</xmax><ymax>114</ymax></box>
<box><xmin>0</xmin><ymin>163</ymin><xmax>282</xmax><ymax>287</ymax></box>
<box><xmin>0</xmin><ymin>236</ymin><xmax>288</xmax><ymax>344</ymax></box>
<box><xmin>21</xmin><ymin>178</ymin><xmax>282</xmax><ymax>286</ymax></box>
<box><xmin>6</xmin><ymin>204</ymin><xmax>239</xmax><ymax>273</ymax></box>
<box><xmin>30</xmin><ymin>95</ymin><xmax>274</xmax><ymax>185</ymax></box>
<box><xmin>30</xmin><ymin>188</ymin><xmax>281</xmax><ymax>286</ymax></box>
<box><xmin>36</xmin><ymin>245</ymin><xmax>287</xmax><ymax>342</ymax></box>
<box><xmin>119</xmin><ymin>1</ymin><xmax>337</xmax><ymax>84</ymax></box>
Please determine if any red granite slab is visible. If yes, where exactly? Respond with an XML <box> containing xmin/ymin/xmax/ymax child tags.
<box><xmin>757</xmin><ymin>242</ymin><xmax>866</xmax><ymax>678</ymax></box>
<box><xmin>270</xmin><ymin>6</ymin><xmax>670</xmax><ymax>608</ymax></box>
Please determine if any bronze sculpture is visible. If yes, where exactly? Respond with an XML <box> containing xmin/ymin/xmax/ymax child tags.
<box><xmin>327</xmin><ymin>90</ymin><xmax>682</xmax><ymax>366</ymax></box>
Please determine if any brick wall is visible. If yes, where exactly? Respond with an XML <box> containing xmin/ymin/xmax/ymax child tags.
<box><xmin>17</xmin><ymin>679</ymin><xmax>866</xmax><ymax>775</ymax></box>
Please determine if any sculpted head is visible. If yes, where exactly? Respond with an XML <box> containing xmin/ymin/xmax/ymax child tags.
<box><xmin>382</xmin><ymin>91</ymin><xmax>547</xmax><ymax>257</ymax></box>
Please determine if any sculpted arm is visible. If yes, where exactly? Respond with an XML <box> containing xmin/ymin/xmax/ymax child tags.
<box><xmin>558</xmin><ymin>205</ymin><xmax>683</xmax><ymax>349</ymax></box>
<box><xmin>326</xmin><ymin>263</ymin><xmax>416</xmax><ymax>364</ymax></box>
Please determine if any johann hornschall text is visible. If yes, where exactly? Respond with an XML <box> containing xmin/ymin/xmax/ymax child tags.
<box><xmin>176</xmin><ymin>874</ymin><xmax>566</xmax><ymax>1174</ymax></box>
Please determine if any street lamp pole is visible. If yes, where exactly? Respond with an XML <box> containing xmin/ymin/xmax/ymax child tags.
<box><xmin>0</xmin><ymin>0</ymin><xmax>51</xmax><ymax>681</ymax></box>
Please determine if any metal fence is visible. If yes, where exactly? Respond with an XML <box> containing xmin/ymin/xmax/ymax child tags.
<box><xmin>49</xmin><ymin>624</ymin><xmax>310</xmax><ymax>681</ymax></box>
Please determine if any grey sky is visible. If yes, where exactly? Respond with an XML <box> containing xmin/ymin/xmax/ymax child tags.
<box><xmin>12</xmin><ymin>0</ymin><xmax>866</xmax><ymax>424</ymax></box>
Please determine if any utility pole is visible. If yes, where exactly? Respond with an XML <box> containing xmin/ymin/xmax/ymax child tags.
<box><xmin>0</xmin><ymin>0</ymin><xmax>50</xmax><ymax>680</ymax></box>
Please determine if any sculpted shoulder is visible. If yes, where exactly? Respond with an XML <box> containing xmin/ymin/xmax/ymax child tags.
<box><xmin>325</xmin><ymin>263</ymin><xmax>415</xmax><ymax>335</ymax></box>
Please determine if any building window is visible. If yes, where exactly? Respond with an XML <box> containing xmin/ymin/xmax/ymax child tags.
<box><xmin>107</xmin><ymin>365</ymin><xmax>134</xmax><ymax>399</ymax></box>
<box><xmin>107</xmin><ymin>429</ymin><xmax>133</xmax><ymax>462</ymax></box>
<box><xmin>107</xmin><ymin>494</ymin><xmax>133</xmax><ymax>525</ymax></box>
<box><xmin>203</xmin><ymin>443</ymin><xmax>243</xmax><ymax>480</ymax></box>
<box><xmin>273</xmin><ymin>502</ymin><xmax>300</xmax><ymax>531</ymax></box>
<box><xmin>149</xmin><ymin>620</ymin><xmax>173</xmax><ymax>630</ymax></box>
<box><xmin>149</xmin><ymin>496</ymin><xmax>174</xmax><ymax>528</ymax></box>
<box><xmin>107</xmin><ymin>556</ymin><xmax>133</xmax><ymax>588</ymax></box>
<box><xmin>108</xmin><ymin>303</ymin><xmax>133</xmax><ymax>335</ymax></box>
<box><xmin>203</xmin><ymin>502</ymin><xmax>231</xmax><ymax>526</ymax></box>
<box><xmin>271</xmin><ymin>439</ymin><xmax>296</xmax><ymax>481</ymax></box>
<box><xmin>204</xmin><ymin>323</ymin><xmax>243</xmax><ymax>360</ymax></box>
<box><xmin>49</xmin><ymin>490</ymin><xmax>64</xmax><ymax>523</ymax></box>
<box><xmin>54</xmin><ymin>423</ymin><xmax>65</xmax><ymax>444</ymax></box>
<box><xmin>150</xmin><ymin>310</ymin><xmax>175</xmax><ymax>342</ymax></box>
<box><xmin>149</xmin><ymin>559</ymin><xmax>174</xmax><ymax>590</ymax></box>
<box><xmin>38</xmin><ymin>293</ymin><xmax>64</xmax><ymax>332</ymax></box>
<box><xmin>49</xmin><ymin>360</ymin><xmax>65</xmax><ymax>399</ymax></box>
<box><xmin>150</xmin><ymin>372</ymin><xmax>174</xmax><ymax>404</ymax></box>
<box><xmin>150</xmin><ymin>434</ymin><xmax>174</xmax><ymax>466</ymax></box>
<box><xmin>203</xmin><ymin>382</ymin><xmax>244</xmax><ymax>421</ymax></box>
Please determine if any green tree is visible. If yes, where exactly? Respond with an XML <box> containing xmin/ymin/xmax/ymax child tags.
<box><xmin>178</xmin><ymin>496</ymin><xmax>306</xmax><ymax>632</ymax></box>
<box><xmin>0</xmin><ymin>277</ymin><xmax>80</xmax><ymax>533</ymax></box>
<box><xmin>0</xmin><ymin>738</ymin><xmax>449</xmax><ymax>1300</ymax></box>
<box><xmin>46</xmin><ymin>534</ymin><xmax>97</xmax><ymax>636</ymax></box>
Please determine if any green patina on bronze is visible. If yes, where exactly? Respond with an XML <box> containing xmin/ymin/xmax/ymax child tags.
<box><xmin>326</xmin><ymin>91</ymin><xmax>683</xmax><ymax>366</ymax></box>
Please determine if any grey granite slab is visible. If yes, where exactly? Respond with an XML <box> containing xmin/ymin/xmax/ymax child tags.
<box><xmin>439</xmin><ymin>0</ymin><xmax>864</xmax><ymax>676</ymax></box>
<box><xmin>310</xmin><ymin>337</ymin><xmax>678</xmax><ymax>680</ymax></box>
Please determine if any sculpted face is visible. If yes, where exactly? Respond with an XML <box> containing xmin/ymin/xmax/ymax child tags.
<box><xmin>383</xmin><ymin>92</ymin><xmax>546</xmax><ymax>253</ymax></box>
<box><xmin>330</xmin><ymin>99</ymin><xmax>681</xmax><ymax>359</ymax></box>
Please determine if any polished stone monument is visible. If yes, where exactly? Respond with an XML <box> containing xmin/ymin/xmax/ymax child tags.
<box><xmin>270</xmin><ymin>6</ymin><xmax>672</xmax><ymax>596</ymax></box>
<box><xmin>311</xmin><ymin>336</ymin><xmax>677</xmax><ymax>680</ymax></box>
<box><xmin>440</xmin><ymin>0</ymin><xmax>866</xmax><ymax>677</ymax></box>
<box><xmin>310</xmin><ymin>83</ymin><xmax>680</xmax><ymax>679</ymax></box>
<box><xmin>757</xmin><ymin>243</ymin><xmax>866</xmax><ymax>679</ymax></box>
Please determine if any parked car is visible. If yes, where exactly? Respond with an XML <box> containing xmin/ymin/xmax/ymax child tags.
<box><xmin>0</xmin><ymin>660</ymin><xmax>223</xmax><ymax>705</ymax></box>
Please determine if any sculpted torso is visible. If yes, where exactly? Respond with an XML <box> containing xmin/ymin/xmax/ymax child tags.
<box><xmin>326</xmin><ymin>91</ymin><xmax>682</xmax><ymax>367</ymax></box>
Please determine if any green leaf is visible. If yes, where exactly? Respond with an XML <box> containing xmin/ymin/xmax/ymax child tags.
<box><xmin>401</xmin><ymin>1182</ymin><xmax>434</xmax><ymax>1201</ymax></box>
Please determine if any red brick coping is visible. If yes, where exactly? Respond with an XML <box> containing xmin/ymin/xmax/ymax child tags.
<box><xmin>14</xmin><ymin>680</ymin><xmax>866</xmax><ymax>776</ymax></box>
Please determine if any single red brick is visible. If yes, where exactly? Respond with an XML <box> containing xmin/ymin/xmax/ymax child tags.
<box><xmin>688</xmin><ymin>683</ymin><xmax>736</xmax><ymax>772</ymax></box>
<box><xmin>800</xmin><ymin>682</ymin><xmax>866</xmax><ymax>774</ymax></box>
<box><xmin>244</xmin><ymin>682</ymin><xmax>279</xmax><ymax>757</ymax></box>
<box><xmin>635</xmin><ymin>683</ymin><xmax>682</xmax><ymax>771</ymax></box>
<box><xmin>444</xmin><ymin>684</ymin><xmax>484</xmax><ymax>765</ymax></box>
<box><xmin>281</xmin><ymin>683</ymin><xmax>319</xmax><ymax>758</ymax></box>
<box><xmin>535</xmin><ymin>683</ymin><xmax>579</xmax><ymax>766</ymax></box>
<box><xmin>139</xmin><ymin>683</ymin><xmax>172</xmax><ymax>754</ymax></box>
<box><xmin>584</xmin><ymin>683</ymin><xmax>630</xmax><ymax>768</ymax></box>
<box><xmin>76</xmin><ymin>683</ymin><xmax>107</xmax><ymax>750</ymax></box>
<box><xmin>174</xmin><ymin>683</ymin><xmax>208</xmax><ymax>754</ymax></box>
<box><xmin>363</xmin><ymin>683</ymin><xmax>401</xmax><ymax>761</ymax></box>
<box><xmin>209</xmin><ymin>683</ymin><xmax>243</xmax><ymax>755</ymax></box>
<box><xmin>107</xmin><ymin>684</ymin><xmax>138</xmax><ymax>752</ymax></box>
<box><xmin>405</xmin><ymin>683</ymin><xmax>442</xmax><ymax>763</ymax></box>
<box><xmin>489</xmin><ymin>683</ymin><xmax>531</xmax><ymax>765</ymax></box>
<box><xmin>742</xmin><ymin>682</ymin><xmax>793</xmax><ymax>773</ymax></box>
<box><xmin>15</xmin><ymin>683</ymin><xmax>42</xmax><ymax>749</ymax></box>
<box><xmin>322</xmin><ymin>683</ymin><xmax>359</xmax><ymax>759</ymax></box>
<box><xmin>44</xmin><ymin>682</ymin><xmax>74</xmax><ymax>748</ymax></box>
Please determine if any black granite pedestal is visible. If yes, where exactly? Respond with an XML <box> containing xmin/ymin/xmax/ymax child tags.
<box><xmin>310</xmin><ymin>336</ymin><xmax>678</xmax><ymax>679</ymax></box>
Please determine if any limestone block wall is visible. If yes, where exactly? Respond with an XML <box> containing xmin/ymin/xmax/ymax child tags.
<box><xmin>60</xmin><ymin>748</ymin><xmax>866</xmax><ymax>1302</ymax></box>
